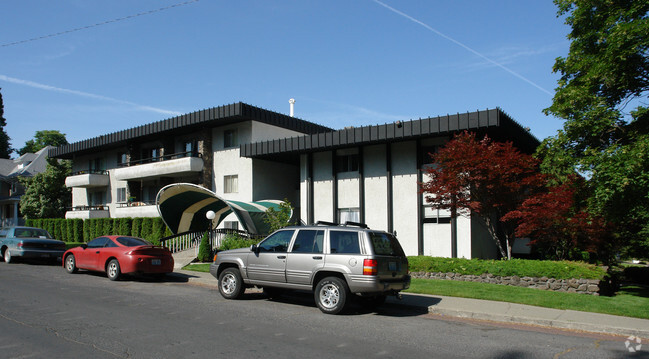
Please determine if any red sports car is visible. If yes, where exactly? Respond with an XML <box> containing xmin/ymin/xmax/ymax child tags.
<box><xmin>63</xmin><ymin>236</ymin><xmax>174</xmax><ymax>281</ymax></box>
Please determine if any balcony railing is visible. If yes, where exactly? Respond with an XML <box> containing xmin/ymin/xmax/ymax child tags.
<box><xmin>118</xmin><ymin>151</ymin><xmax>202</xmax><ymax>167</ymax></box>
<box><xmin>70</xmin><ymin>169</ymin><xmax>108</xmax><ymax>176</ymax></box>
<box><xmin>70</xmin><ymin>205</ymin><xmax>108</xmax><ymax>211</ymax></box>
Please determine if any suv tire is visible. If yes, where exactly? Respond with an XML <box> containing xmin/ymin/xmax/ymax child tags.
<box><xmin>315</xmin><ymin>276</ymin><xmax>349</xmax><ymax>314</ymax></box>
<box><xmin>218</xmin><ymin>267</ymin><xmax>245</xmax><ymax>299</ymax></box>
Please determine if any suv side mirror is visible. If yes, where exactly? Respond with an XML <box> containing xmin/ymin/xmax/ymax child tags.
<box><xmin>250</xmin><ymin>244</ymin><xmax>258</xmax><ymax>253</ymax></box>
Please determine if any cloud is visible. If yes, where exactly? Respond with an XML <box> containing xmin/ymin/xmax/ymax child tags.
<box><xmin>0</xmin><ymin>74</ymin><xmax>182</xmax><ymax>116</ymax></box>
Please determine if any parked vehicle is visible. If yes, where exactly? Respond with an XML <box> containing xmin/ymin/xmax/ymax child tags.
<box><xmin>63</xmin><ymin>236</ymin><xmax>174</xmax><ymax>281</ymax></box>
<box><xmin>0</xmin><ymin>226</ymin><xmax>66</xmax><ymax>263</ymax></box>
<box><xmin>210</xmin><ymin>222</ymin><xmax>411</xmax><ymax>314</ymax></box>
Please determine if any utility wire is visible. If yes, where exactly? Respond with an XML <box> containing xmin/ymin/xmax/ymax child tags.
<box><xmin>1</xmin><ymin>0</ymin><xmax>199</xmax><ymax>48</ymax></box>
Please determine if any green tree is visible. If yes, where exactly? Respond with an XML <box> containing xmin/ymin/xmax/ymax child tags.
<box><xmin>19</xmin><ymin>159</ymin><xmax>72</xmax><ymax>219</ymax></box>
<box><xmin>197</xmin><ymin>231</ymin><xmax>212</xmax><ymax>262</ymax></box>
<box><xmin>18</xmin><ymin>130</ymin><xmax>68</xmax><ymax>155</ymax></box>
<box><xmin>263</xmin><ymin>199</ymin><xmax>294</xmax><ymax>234</ymax></box>
<box><xmin>0</xmin><ymin>88</ymin><xmax>12</xmax><ymax>158</ymax></box>
<box><xmin>541</xmin><ymin>0</ymin><xmax>649</xmax><ymax>256</ymax></box>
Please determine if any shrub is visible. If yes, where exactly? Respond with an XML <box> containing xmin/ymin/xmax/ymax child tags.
<box><xmin>131</xmin><ymin>218</ymin><xmax>142</xmax><ymax>238</ymax></box>
<box><xmin>219</xmin><ymin>234</ymin><xmax>258</xmax><ymax>251</ymax></box>
<box><xmin>197</xmin><ymin>232</ymin><xmax>212</xmax><ymax>262</ymax></box>
<box><xmin>407</xmin><ymin>256</ymin><xmax>606</xmax><ymax>280</ymax></box>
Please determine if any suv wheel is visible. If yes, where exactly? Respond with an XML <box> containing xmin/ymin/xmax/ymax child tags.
<box><xmin>218</xmin><ymin>268</ymin><xmax>245</xmax><ymax>299</ymax></box>
<box><xmin>315</xmin><ymin>277</ymin><xmax>349</xmax><ymax>314</ymax></box>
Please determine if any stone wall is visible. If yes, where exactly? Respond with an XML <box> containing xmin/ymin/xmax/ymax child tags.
<box><xmin>410</xmin><ymin>271</ymin><xmax>603</xmax><ymax>295</ymax></box>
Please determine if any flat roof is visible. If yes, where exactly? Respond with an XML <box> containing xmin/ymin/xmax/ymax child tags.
<box><xmin>49</xmin><ymin>102</ymin><xmax>332</xmax><ymax>159</ymax></box>
<box><xmin>240</xmin><ymin>108</ymin><xmax>540</xmax><ymax>161</ymax></box>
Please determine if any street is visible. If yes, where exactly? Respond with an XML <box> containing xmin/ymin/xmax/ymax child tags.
<box><xmin>0</xmin><ymin>262</ymin><xmax>644</xmax><ymax>359</ymax></box>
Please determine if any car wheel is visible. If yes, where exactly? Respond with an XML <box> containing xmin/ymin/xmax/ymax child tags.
<box><xmin>106</xmin><ymin>259</ymin><xmax>121</xmax><ymax>281</ymax></box>
<box><xmin>218</xmin><ymin>267</ymin><xmax>245</xmax><ymax>299</ymax></box>
<box><xmin>315</xmin><ymin>277</ymin><xmax>349</xmax><ymax>314</ymax></box>
<box><xmin>4</xmin><ymin>249</ymin><xmax>13</xmax><ymax>264</ymax></box>
<box><xmin>64</xmin><ymin>254</ymin><xmax>78</xmax><ymax>274</ymax></box>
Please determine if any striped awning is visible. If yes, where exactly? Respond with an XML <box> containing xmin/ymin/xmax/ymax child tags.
<box><xmin>156</xmin><ymin>183</ymin><xmax>286</xmax><ymax>235</ymax></box>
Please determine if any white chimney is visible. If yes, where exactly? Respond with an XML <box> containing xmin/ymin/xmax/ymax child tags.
<box><xmin>289</xmin><ymin>98</ymin><xmax>296</xmax><ymax>117</ymax></box>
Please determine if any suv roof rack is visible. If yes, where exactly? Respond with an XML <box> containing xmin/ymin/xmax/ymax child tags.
<box><xmin>315</xmin><ymin>220</ymin><xmax>338</xmax><ymax>226</ymax></box>
<box><xmin>343</xmin><ymin>221</ymin><xmax>368</xmax><ymax>229</ymax></box>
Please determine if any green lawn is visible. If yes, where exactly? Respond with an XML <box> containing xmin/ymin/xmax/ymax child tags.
<box><xmin>183</xmin><ymin>263</ymin><xmax>211</xmax><ymax>272</ymax></box>
<box><xmin>407</xmin><ymin>278</ymin><xmax>649</xmax><ymax>319</ymax></box>
<box><xmin>181</xmin><ymin>264</ymin><xmax>649</xmax><ymax>319</ymax></box>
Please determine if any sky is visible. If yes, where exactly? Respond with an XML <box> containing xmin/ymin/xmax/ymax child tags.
<box><xmin>0</xmin><ymin>0</ymin><xmax>571</xmax><ymax>154</ymax></box>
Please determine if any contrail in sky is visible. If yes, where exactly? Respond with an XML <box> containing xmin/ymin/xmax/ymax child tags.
<box><xmin>0</xmin><ymin>74</ymin><xmax>182</xmax><ymax>116</ymax></box>
<box><xmin>372</xmin><ymin>0</ymin><xmax>553</xmax><ymax>96</ymax></box>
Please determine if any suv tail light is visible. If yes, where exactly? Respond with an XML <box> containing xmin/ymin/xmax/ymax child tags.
<box><xmin>363</xmin><ymin>259</ymin><xmax>377</xmax><ymax>275</ymax></box>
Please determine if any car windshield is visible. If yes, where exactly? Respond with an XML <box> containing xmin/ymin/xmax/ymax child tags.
<box><xmin>115</xmin><ymin>237</ymin><xmax>151</xmax><ymax>247</ymax></box>
<box><xmin>14</xmin><ymin>228</ymin><xmax>52</xmax><ymax>239</ymax></box>
<box><xmin>369</xmin><ymin>232</ymin><xmax>405</xmax><ymax>256</ymax></box>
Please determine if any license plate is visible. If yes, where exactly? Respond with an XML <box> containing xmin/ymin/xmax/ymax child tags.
<box><xmin>389</xmin><ymin>262</ymin><xmax>397</xmax><ymax>271</ymax></box>
<box><xmin>151</xmin><ymin>259</ymin><xmax>161</xmax><ymax>265</ymax></box>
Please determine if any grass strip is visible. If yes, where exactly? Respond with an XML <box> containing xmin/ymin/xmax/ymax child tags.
<box><xmin>183</xmin><ymin>263</ymin><xmax>211</xmax><ymax>272</ymax></box>
<box><xmin>407</xmin><ymin>278</ymin><xmax>649</xmax><ymax>319</ymax></box>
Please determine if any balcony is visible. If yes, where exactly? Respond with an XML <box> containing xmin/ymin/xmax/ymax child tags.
<box><xmin>65</xmin><ymin>205</ymin><xmax>110</xmax><ymax>219</ymax></box>
<box><xmin>65</xmin><ymin>170</ymin><xmax>109</xmax><ymax>188</ymax></box>
<box><xmin>114</xmin><ymin>154</ymin><xmax>203</xmax><ymax>181</ymax></box>
<box><xmin>113</xmin><ymin>201</ymin><xmax>160</xmax><ymax>218</ymax></box>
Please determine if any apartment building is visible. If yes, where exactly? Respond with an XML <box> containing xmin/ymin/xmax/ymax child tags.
<box><xmin>51</xmin><ymin>104</ymin><xmax>538</xmax><ymax>258</ymax></box>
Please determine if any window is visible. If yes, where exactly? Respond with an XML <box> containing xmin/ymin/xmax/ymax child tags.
<box><xmin>116</xmin><ymin>237</ymin><xmax>151</xmax><ymax>247</ymax></box>
<box><xmin>258</xmin><ymin>230</ymin><xmax>295</xmax><ymax>253</ymax></box>
<box><xmin>224</xmin><ymin>221</ymin><xmax>238</xmax><ymax>230</ymax></box>
<box><xmin>89</xmin><ymin>158</ymin><xmax>105</xmax><ymax>173</ymax></box>
<box><xmin>338</xmin><ymin>208</ymin><xmax>360</xmax><ymax>224</ymax></box>
<box><xmin>183</xmin><ymin>141</ymin><xmax>196</xmax><ymax>157</ymax></box>
<box><xmin>335</xmin><ymin>154</ymin><xmax>359</xmax><ymax>173</ymax></box>
<box><xmin>224</xmin><ymin>129</ymin><xmax>238</xmax><ymax>148</ymax></box>
<box><xmin>117</xmin><ymin>152</ymin><xmax>127</xmax><ymax>166</ymax></box>
<box><xmin>420</xmin><ymin>145</ymin><xmax>439</xmax><ymax>166</ymax></box>
<box><xmin>423</xmin><ymin>206</ymin><xmax>452</xmax><ymax>224</ymax></box>
<box><xmin>89</xmin><ymin>191</ymin><xmax>105</xmax><ymax>206</ymax></box>
<box><xmin>87</xmin><ymin>237</ymin><xmax>110</xmax><ymax>248</ymax></box>
<box><xmin>224</xmin><ymin>175</ymin><xmax>238</xmax><ymax>193</ymax></box>
<box><xmin>291</xmin><ymin>230</ymin><xmax>324</xmax><ymax>254</ymax></box>
<box><xmin>329</xmin><ymin>231</ymin><xmax>360</xmax><ymax>254</ymax></box>
<box><xmin>369</xmin><ymin>232</ymin><xmax>405</xmax><ymax>256</ymax></box>
<box><xmin>116</xmin><ymin>188</ymin><xmax>127</xmax><ymax>203</ymax></box>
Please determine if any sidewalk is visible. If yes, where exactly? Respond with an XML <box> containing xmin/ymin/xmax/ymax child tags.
<box><xmin>170</xmin><ymin>269</ymin><xmax>649</xmax><ymax>339</ymax></box>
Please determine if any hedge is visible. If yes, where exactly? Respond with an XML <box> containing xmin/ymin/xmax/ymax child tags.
<box><xmin>408</xmin><ymin>256</ymin><xmax>606</xmax><ymax>280</ymax></box>
<box><xmin>25</xmin><ymin>217</ymin><xmax>169</xmax><ymax>244</ymax></box>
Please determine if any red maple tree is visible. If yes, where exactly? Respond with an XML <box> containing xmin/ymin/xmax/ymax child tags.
<box><xmin>419</xmin><ymin>131</ymin><xmax>544</xmax><ymax>259</ymax></box>
<box><xmin>502</xmin><ymin>176</ymin><xmax>609</xmax><ymax>261</ymax></box>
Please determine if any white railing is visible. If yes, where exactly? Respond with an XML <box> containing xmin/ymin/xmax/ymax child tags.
<box><xmin>161</xmin><ymin>230</ymin><xmax>231</xmax><ymax>254</ymax></box>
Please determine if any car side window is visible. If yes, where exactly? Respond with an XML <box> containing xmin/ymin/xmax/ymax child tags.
<box><xmin>329</xmin><ymin>231</ymin><xmax>361</xmax><ymax>254</ymax></box>
<box><xmin>258</xmin><ymin>230</ymin><xmax>295</xmax><ymax>253</ymax></box>
<box><xmin>105</xmin><ymin>240</ymin><xmax>118</xmax><ymax>248</ymax></box>
<box><xmin>291</xmin><ymin>230</ymin><xmax>324</xmax><ymax>254</ymax></box>
<box><xmin>0</xmin><ymin>229</ymin><xmax>7</xmax><ymax>238</ymax></box>
<box><xmin>87</xmin><ymin>237</ymin><xmax>109</xmax><ymax>248</ymax></box>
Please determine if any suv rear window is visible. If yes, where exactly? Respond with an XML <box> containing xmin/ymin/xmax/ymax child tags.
<box><xmin>369</xmin><ymin>232</ymin><xmax>405</xmax><ymax>256</ymax></box>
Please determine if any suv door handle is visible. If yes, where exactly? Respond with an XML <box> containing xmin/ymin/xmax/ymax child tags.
<box><xmin>277</xmin><ymin>255</ymin><xmax>286</xmax><ymax>259</ymax></box>
<box><xmin>312</xmin><ymin>256</ymin><xmax>323</xmax><ymax>260</ymax></box>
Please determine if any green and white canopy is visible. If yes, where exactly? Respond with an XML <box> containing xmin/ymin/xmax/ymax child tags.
<box><xmin>156</xmin><ymin>183</ymin><xmax>287</xmax><ymax>235</ymax></box>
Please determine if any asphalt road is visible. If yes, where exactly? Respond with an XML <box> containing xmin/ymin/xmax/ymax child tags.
<box><xmin>0</xmin><ymin>261</ymin><xmax>645</xmax><ymax>359</ymax></box>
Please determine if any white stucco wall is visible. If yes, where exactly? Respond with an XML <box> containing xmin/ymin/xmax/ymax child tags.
<box><xmin>390</xmin><ymin>141</ymin><xmax>419</xmax><ymax>256</ymax></box>
<box><xmin>312</xmin><ymin>151</ymin><xmax>334</xmax><ymax>222</ymax></box>
<box><xmin>362</xmin><ymin>145</ymin><xmax>388</xmax><ymax>232</ymax></box>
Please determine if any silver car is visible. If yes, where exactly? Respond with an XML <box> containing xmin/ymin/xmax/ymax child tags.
<box><xmin>0</xmin><ymin>226</ymin><xmax>66</xmax><ymax>263</ymax></box>
<box><xmin>210</xmin><ymin>222</ymin><xmax>410</xmax><ymax>314</ymax></box>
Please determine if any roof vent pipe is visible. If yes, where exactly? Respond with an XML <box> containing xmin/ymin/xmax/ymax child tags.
<box><xmin>289</xmin><ymin>98</ymin><xmax>295</xmax><ymax>117</ymax></box>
